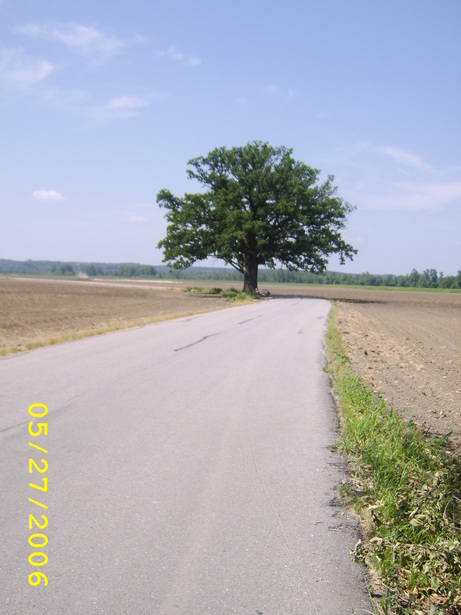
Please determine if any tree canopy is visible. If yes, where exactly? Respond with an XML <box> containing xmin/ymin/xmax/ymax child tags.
<box><xmin>157</xmin><ymin>141</ymin><xmax>357</xmax><ymax>292</ymax></box>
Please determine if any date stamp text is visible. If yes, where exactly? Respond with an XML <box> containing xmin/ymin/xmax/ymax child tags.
<box><xmin>28</xmin><ymin>403</ymin><xmax>49</xmax><ymax>587</ymax></box>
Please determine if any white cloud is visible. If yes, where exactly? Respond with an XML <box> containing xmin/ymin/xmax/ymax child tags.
<box><xmin>16</xmin><ymin>23</ymin><xmax>125</xmax><ymax>60</ymax></box>
<box><xmin>90</xmin><ymin>92</ymin><xmax>167</xmax><ymax>120</ymax></box>
<box><xmin>32</xmin><ymin>190</ymin><xmax>64</xmax><ymax>201</ymax></box>
<box><xmin>107</xmin><ymin>96</ymin><xmax>148</xmax><ymax>111</ymax></box>
<box><xmin>378</xmin><ymin>146</ymin><xmax>434</xmax><ymax>173</ymax></box>
<box><xmin>156</xmin><ymin>45</ymin><xmax>201</xmax><ymax>67</ymax></box>
<box><xmin>91</xmin><ymin>96</ymin><xmax>148</xmax><ymax>120</ymax></box>
<box><xmin>357</xmin><ymin>181</ymin><xmax>461</xmax><ymax>212</ymax></box>
<box><xmin>0</xmin><ymin>47</ymin><xmax>53</xmax><ymax>89</ymax></box>
<box><xmin>160</xmin><ymin>46</ymin><xmax>184</xmax><ymax>62</ymax></box>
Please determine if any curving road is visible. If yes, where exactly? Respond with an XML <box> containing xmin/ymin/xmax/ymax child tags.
<box><xmin>1</xmin><ymin>297</ymin><xmax>372</xmax><ymax>614</ymax></box>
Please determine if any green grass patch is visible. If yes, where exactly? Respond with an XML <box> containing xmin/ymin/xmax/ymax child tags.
<box><xmin>325</xmin><ymin>306</ymin><xmax>461</xmax><ymax>615</ymax></box>
<box><xmin>182</xmin><ymin>286</ymin><xmax>262</xmax><ymax>302</ymax></box>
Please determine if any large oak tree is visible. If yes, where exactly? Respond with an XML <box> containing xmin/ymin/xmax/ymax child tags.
<box><xmin>157</xmin><ymin>141</ymin><xmax>357</xmax><ymax>293</ymax></box>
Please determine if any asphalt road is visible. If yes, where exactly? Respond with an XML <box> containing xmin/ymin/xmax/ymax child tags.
<box><xmin>1</xmin><ymin>297</ymin><xmax>372</xmax><ymax>614</ymax></box>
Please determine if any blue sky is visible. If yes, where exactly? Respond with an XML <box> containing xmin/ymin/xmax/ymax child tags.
<box><xmin>1</xmin><ymin>0</ymin><xmax>460</xmax><ymax>275</ymax></box>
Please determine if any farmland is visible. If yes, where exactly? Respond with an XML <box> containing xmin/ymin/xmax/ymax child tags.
<box><xmin>0</xmin><ymin>277</ymin><xmax>227</xmax><ymax>353</ymax></box>
<box><xmin>266</xmin><ymin>283</ymin><xmax>461</xmax><ymax>451</ymax></box>
<box><xmin>1</xmin><ymin>276</ymin><xmax>460</xmax><ymax>450</ymax></box>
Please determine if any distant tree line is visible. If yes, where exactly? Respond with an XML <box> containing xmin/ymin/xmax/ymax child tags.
<box><xmin>157</xmin><ymin>266</ymin><xmax>461</xmax><ymax>289</ymax></box>
<box><xmin>258</xmin><ymin>267</ymin><xmax>461</xmax><ymax>289</ymax></box>
<box><xmin>75</xmin><ymin>263</ymin><xmax>157</xmax><ymax>277</ymax></box>
<box><xmin>155</xmin><ymin>266</ymin><xmax>244</xmax><ymax>281</ymax></box>
<box><xmin>0</xmin><ymin>259</ymin><xmax>156</xmax><ymax>278</ymax></box>
<box><xmin>0</xmin><ymin>260</ymin><xmax>460</xmax><ymax>289</ymax></box>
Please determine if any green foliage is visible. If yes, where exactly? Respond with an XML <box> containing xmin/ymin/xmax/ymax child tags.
<box><xmin>183</xmin><ymin>286</ymin><xmax>212</xmax><ymax>294</ymax></box>
<box><xmin>153</xmin><ymin>266</ymin><xmax>461</xmax><ymax>289</ymax></box>
<box><xmin>0</xmin><ymin>260</ymin><xmax>156</xmax><ymax>278</ymax></box>
<box><xmin>116</xmin><ymin>263</ymin><xmax>156</xmax><ymax>277</ymax></box>
<box><xmin>221</xmin><ymin>289</ymin><xmax>260</xmax><ymax>302</ymax></box>
<box><xmin>55</xmin><ymin>263</ymin><xmax>75</xmax><ymax>276</ymax></box>
<box><xmin>0</xmin><ymin>259</ymin><xmax>59</xmax><ymax>275</ymax></box>
<box><xmin>326</xmin><ymin>309</ymin><xmax>461</xmax><ymax>614</ymax></box>
<box><xmin>181</xmin><ymin>286</ymin><xmax>259</xmax><ymax>302</ymax></box>
<box><xmin>157</xmin><ymin>141</ymin><xmax>356</xmax><ymax>292</ymax></box>
<box><xmin>256</xmin><ymin>267</ymin><xmax>461</xmax><ymax>289</ymax></box>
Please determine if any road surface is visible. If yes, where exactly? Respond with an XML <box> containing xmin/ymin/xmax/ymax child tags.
<box><xmin>1</xmin><ymin>297</ymin><xmax>372</xmax><ymax>614</ymax></box>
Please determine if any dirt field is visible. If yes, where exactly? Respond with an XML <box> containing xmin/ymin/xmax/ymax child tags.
<box><xmin>0</xmin><ymin>277</ymin><xmax>227</xmax><ymax>353</ymax></box>
<box><xmin>335</xmin><ymin>291</ymin><xmax>460</xmax><ymax>452</ymax></box>
<box><xmin>2</xmin><ymin>276</ymin><xmax>460</xmax><ymax>451</ymax></box>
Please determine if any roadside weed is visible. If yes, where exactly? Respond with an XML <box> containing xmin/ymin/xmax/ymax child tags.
<box><xmin>326</xmin><ymin>307</ymin><xmax>461</xmax><ymax>614</ymax></box>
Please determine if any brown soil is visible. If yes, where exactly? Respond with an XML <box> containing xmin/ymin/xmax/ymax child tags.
<box><xmin>0</xmin><ymin>277</ymin><xmax>228</xmax><ymax>353</ymax></box>
<box><xmin>263</xmin><ymin>284</ymin><xmax>461</xmax><ymax>452</ymax></box>
<box><xmin>334</xmin><ymin>292</ymin><xmax>461</xmax><ymax>452</ymax></box>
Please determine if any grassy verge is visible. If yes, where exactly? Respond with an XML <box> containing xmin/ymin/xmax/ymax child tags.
<box><xmin>325</xmin><ymin>306</ymin><xmax>461</xmax><ymax>615</ymax></box>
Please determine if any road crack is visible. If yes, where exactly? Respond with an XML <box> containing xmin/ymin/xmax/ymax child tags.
<box><xmin>174</xmin><ymin>333</ymin><xmax>219</xmax><ymax>352</ymax></box>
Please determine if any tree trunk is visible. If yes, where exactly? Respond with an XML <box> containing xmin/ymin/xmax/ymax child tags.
<box><xmin>243</xmin><ymin>254</ymin><xmax>258</xmax><ymax>293</ymax></box>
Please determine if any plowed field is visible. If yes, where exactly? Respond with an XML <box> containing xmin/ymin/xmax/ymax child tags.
<box><xmin>0</xmin><ymin>277</ymin><xmax>226</xmax><ymax>353</ymax></box>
